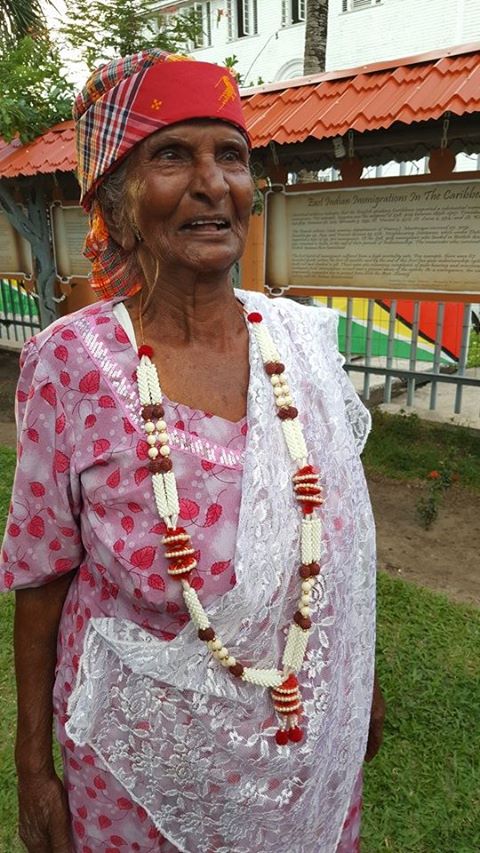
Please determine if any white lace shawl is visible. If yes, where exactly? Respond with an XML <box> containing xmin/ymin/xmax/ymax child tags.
<box><xmin>66</xmin><ymin>292</ymin><xmax>376</xmax><ymax>853</ymax></box>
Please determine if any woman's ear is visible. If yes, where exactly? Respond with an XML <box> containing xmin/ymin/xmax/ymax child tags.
<box><xmin>102</xmin><ymin>204</ymin><xmax>137</xmax><ymax>253</ymax></box>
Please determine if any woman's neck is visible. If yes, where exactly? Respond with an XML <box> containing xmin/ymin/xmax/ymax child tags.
<box><xmin>125</xmin><ymin>274</ymin><xmax>245</xmax><ymax>349</ymax></box>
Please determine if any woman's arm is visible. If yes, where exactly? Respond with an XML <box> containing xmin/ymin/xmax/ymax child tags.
<box><xmin>14</xmin><ymin>571</ymin><xmax>76</xmax><ymax>853</ymax></box>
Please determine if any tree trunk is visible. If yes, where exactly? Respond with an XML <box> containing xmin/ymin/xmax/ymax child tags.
<box><xmin>303</xmin><ymin>0</ymin><xmax>329</xmax><ymax>75</ymax></box>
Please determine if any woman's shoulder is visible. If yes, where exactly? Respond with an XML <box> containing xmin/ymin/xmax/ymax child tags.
<box><xmin>237</xmin><ymin>289</ymin><xmax>338</xmax><ymax>339</ymax></box>
<box><xmin>27</xmin><ymin>298</ymin><xmax>116</xmax><ymax>359</ymax></box>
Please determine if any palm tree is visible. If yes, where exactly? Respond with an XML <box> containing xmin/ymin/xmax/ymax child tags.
<box><xmin>0</xmin><ymin>0</ymin><xmax>47</xmax><ymax>43</ymax></box>
<box><xmin>303</xmin><ymin>0</ymin><xmax>329</xmax><ymax>75</ymax></box>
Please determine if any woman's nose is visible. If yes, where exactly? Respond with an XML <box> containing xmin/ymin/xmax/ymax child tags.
<box><xmin>190</xmin><ymin>156</ymin><xmax>229</xmax><ymax>202</ymax></box>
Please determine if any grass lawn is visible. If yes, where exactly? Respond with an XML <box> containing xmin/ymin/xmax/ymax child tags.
<box><xmin>363</xmin><ymin>409</ymin><xmax>480</xmax><ymax>492</ymax></box>
<box><xmin>1</xmin><ymin>429</ymin><xmax>480</xmax><ymax>851</ymax></box>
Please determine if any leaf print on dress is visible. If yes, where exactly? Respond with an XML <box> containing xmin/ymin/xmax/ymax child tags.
<box><xmin>204</xmin><ymin>503</ymin><xmax>222</xmax><ymax>527</ymax></box>
<box><xmin>27</xmin><ymin>515</ymin><xmax>45</xmax><ymax>538</ymax></box>
<box><xmin>130</xmin><ymin>546</ymin><xmax>156</xmax><ymax>570</ymax></box>
<box><xmin>93</xmin><ymin>438</ymin><xmax>111</xmax><ymax>458</ymax></box>
<box><xmin>40</xmin><ymin>383</ymin><xmax>57</xmax><ymax>407</ymax></box>
<box><xmin>179</xmin><ymin>498</ymin><xmax>200</xmax><ymax>521</ymax></box>
<box><xmin>54</xmin><ymin>345</ymin><xmax>69</xmax><ymax>363</ymax></box>
<box><xmin>30</xmin><ymin>482</ymin><xmax>45</xmax><ymax>497</ymax></box>
<box><xmin>211</xmin><ymin>560</ymin><xmax>231</xmax><ymax>576</ymax></box>
<box><xmin>79</xmin><ymin>370</ymin><xmax>100</xmax><ymax>394</ymax></box>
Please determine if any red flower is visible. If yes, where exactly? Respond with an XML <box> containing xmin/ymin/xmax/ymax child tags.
<box><xmin>427</xmin><ymin>470</ymin><xmax>440</xmax><ymax>480</ymax></box>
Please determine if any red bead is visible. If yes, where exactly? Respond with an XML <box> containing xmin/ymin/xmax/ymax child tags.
<box><xmin>296</xmin><ymin>485</ymin><xmax>322</xmax><ymax>496</ymax></box>
<box><xmin>296</xmin><ymin>465</ymin><xmax>318</xmax><ymax>477</ymax></box>
<box><xmin>170</xmin><ymin>571</ymin><xmax>191</xmax><ymax>582</ymax></box>
<box><xmin>277</xmin><ymin>406</ymin><xmax>298</xmax><ymax>421</ymax></box>
<box><xmin>275</xmin><ymin>729</ymin><xmax>289</xmax><ymax>746</ymax></box>
<box><xmin>280</xmin><ymin>673</ymin><xmax>298</xmax><ymax>691</ymax></box>
<box><xmin>164</xmin><ymin>527</ymin><xmax>187</xmax><ymax>538</ymax></box>
<box><xmin>302</xmin><ymin>503</ymin><xmax>315</xmax><ymax>516</ymax></box>
<box><xmin>198</xmin><ymin>627</ymin><xmax>215</xmax><ymax>642</ymax></box>
<box><xmin>265</xmin><ymin>361</ymin><xmax>285</xmax><ymax>375</ymax></box>
<box><xmin>138</xmin><ymin>344</ymin><xmax>154</xmax><ymax>359</ymax></box>
<box><xmin>247</xmin><ymin>312</ymin><xmax>263</xmax><ymax>323</ymax></box>
<box><xmin>299</xmin><ymin>562</ymin><xmax>320</xmax><ymax>578</ymax></box>
<box><xmin>229</xmin><ymin>662</ymin><xmax>245</xmax><ymax>678</ymax></box>
<box><xmin>288</xmin><ymin>726</ymin><xmax>303</xmax><ymax>743</ymax></box>
<box><xmin>294</xmin><ymin>611</ymin><xmax>312</xmax><ymax>630</ymax></box>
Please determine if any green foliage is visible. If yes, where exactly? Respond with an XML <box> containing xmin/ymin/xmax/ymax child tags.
<box><xmin>467</xmin><ymin>328</ymin><xmax>480</xmax><ymax>368</ymax></box>
<box><xmin>363</xmin><ymin>410</ymin><xmax>480</xmax><ymax>492</ymax></box>
<box><xmin>0</xmin><ymin>0</ymin><xmax>46</xmax><ymax>45</ymax></box>
<box><xmin>62</xmin><ymin>0</ymin><xmax>203</xmax><ymax>71</ymax></box>
<box><xmin>0</xmin><ymin>35</ymin><xmax>74</xmax><ymax>142</ymax></box>
<box><xmin>415</xmin><ymin>464</ymin><xmax>456</xmax><ymax>530</ymax></box>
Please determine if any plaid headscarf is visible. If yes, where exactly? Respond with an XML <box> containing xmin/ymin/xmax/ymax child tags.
<box><xmin>74</xmin><ymin>49</ymin><xmax>249</xmax><ymax>299</ymax></box>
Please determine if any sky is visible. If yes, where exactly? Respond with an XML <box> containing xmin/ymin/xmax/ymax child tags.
<box><xmin>42</xmin><ymin>0</ymin><xmax>89</xmax><ymax>86</ymax></box>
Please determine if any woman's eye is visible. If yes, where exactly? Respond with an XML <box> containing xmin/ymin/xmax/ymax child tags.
<box><xmin>155</xmin><ymin>148</ymin><xmax>182</xmax><ymax>161</ymax></box>
<box><xmin>221</xmin><ymin>149</ymin><xmax>242</xmax><ymax>162</ymax></box>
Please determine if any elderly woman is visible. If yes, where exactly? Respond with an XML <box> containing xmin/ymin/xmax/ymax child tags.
<box><xmin>1</xmin><ymin>51</ymin><xmax>384</xmax><ymax>852</ymax></box>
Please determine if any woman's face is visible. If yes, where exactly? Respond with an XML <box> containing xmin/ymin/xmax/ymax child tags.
<box><xmin>125</xmin><ymin>120</ymin><xmax>254</xmax><ymax>278</ymax></box>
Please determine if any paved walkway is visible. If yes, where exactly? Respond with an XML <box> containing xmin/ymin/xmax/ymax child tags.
<box><xmin>348</xmin><ymin>360</ymin><xmax>480</xmax><ymax>430</ymax></box>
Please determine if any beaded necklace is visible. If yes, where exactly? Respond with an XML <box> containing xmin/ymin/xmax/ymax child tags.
<box><xmin>135</xmin><ymin>307</ymin><xmax>323</xmax><ymax>746</ymax></box>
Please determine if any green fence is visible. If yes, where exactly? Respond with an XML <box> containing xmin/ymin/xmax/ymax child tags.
<box><xmin>0</xmin><ymin>280</ymin><xmax>40</xmax><ymax>345</ymax></box>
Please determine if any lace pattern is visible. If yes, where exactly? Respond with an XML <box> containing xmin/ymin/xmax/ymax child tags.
<box><xmin>66</xmin><ymin>293</ymin><xmax>376</xmax><ymax>853</ymax></box>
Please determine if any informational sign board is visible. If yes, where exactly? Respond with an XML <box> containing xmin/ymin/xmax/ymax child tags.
<box><xmin>0</xmin><ymin>211</ymin><xmax>33</xmax><ymax>278</ymax></box>
<box><xmin>266</xmin><ymin>181</ymin><xmax>480</xmax><ymax>295</ymax></box>
<box><xmin>51</xmin><ymin>203</ymin><xmax>91</xmax><ymax>279</ymax></box>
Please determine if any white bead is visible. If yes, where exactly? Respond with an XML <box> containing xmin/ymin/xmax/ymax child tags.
<box><xmin>158</xmin><ymin>433</ymin><xmax>169</xmax><ymax>445</ymax></box>
<box><xmin>271</xmin><ymin>375</ymin><xmax>281</xmax><ymax>386</ymax></box>
<box><xmin>147</xmin><ymin>434</ymin><xmax>157</xmax><ymax>446</ymax></box>
<box><xmin>212</xmin><ymin>639</ymin><xmax>222</xmax><ymax>651</ymax></box>
<box><xmin>300</xmin><ymin>594</ymin><xmax>310</xmax><ymax>607</ymax></box>
<box><xmin>160</xmin><ymin>445</ymin><xmax>170</xmax><ymax>457</ymax></box>
<box><xmin>225</xmin><ymin>656</ymin><xmax>236</xmax><ymax>667</ymax></box>
<box><xmin>156</xmin><ymin>420</ymin><xmax>167</xmax><ymax>431</ymax></box>
<box><xmin>273</xmin><ymin>385</ymin><xmax>284</xmax><ymax>397</ymax></box>
<box><xmin>276</xmin><ymin>396</ymin><xmax>287</xmax><ymax>407</ymax></box>
<box><xmin>302</xmin><ymin>581</ymin><xmax>313</xmax><ymax>593</ymax></box>
<box><xmin>144</xmin><ymin>421</ymin><xmax>155</xmax><ymax>433</ymax></box>
<box><xmin>284</xmin><ymin>395</ymin><xmax>293</xmax><ymax>405</ymax></box>
<box><xmin>148</xmin><ymin>446</ymin><xmax>159</xmax><ymax>459</ymax></box>
<box><xmin>301</xmin><ymin>606</ymin><xmax>310</xmax><ymax>617</ymax></box>
<box><xmin>219</xmin><ymin>646</ymin><xmax>229</xmax><ymax>659</ymax></box>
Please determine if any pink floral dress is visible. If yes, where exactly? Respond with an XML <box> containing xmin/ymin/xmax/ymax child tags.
<box><xmin>1</xmin><ymin>298</ymin><xmax>362</xmax><ymax>851</ymax></box>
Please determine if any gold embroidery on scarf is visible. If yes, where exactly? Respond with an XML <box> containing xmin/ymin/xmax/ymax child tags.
<box><xmin>215</xmin><ymin>74</ymin><xmax>237</xmax><ymax>109</ymax></box>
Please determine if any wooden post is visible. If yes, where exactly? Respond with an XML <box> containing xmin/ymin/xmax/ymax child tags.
<box><xmin>240</xmin><ymin>207</ymin><xmax>265</xmax><ymax>292</ymax></box>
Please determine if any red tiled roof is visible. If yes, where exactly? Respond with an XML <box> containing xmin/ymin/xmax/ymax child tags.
<box><xmin>0</xmin><ymin>122</ymin><xmax>76</xmax><ymax>179</ymax></box>
<box><xmin>1</xmin><ymin>42</ymin><xmax>479</xmax><ymax>179</ymax></box>
<box><xmin>242</xmin><ymin>42</ymin><xmax>480</xmax><ymax>145</ymax></box>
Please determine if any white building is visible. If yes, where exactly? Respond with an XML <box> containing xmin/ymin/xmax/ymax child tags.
<box><xmin>154</xmin><ymin>1</ymin><xmax>307</xmax><ymax>84</ymax></box>
<box><xmin>154</xmin><ymin>0</ymin><xmax>480</xmax><ymax>83</ymax></box>
<box><xmin>327</xmin><ymin>0</ymin><xmax>480</xmax><ymax>71</ymax></box>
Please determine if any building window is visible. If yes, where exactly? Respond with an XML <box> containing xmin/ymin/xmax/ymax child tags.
<box><xmin>342</xmin><ymin>0</ymin><xmax>382</xmax><ymax>10</ymax></box>
<box><xmin>282</xmin><ymin>0</ymin><xmax>306</xmax><ymax>26</ymax></box>
<box><xmin>188</xmin><ymin>2</ymin><xmax>212</xmax><ymax>48</ymax></box>
<box><xmin>227</xmin><ymin>0</ymin><xmax>258</xmax><ymax>39</ymax></box>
